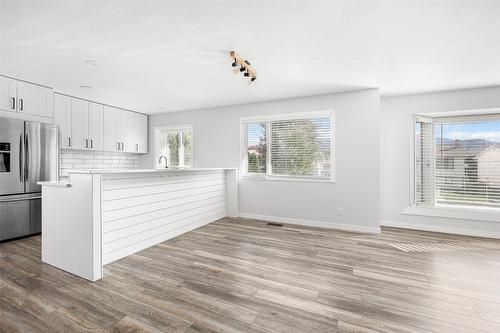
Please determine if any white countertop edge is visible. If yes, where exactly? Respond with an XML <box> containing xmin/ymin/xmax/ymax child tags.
<box><xmin>67</xmin><ymin>167</ymin><xmax>238</xmax><ymax>174</ymax></box>
<box><xmin>38</xmin><ymin>181</ymin><xmax>71</xmax><ymax>187</ymax></box>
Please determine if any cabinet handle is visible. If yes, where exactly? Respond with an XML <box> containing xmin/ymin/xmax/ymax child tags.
<box><xmin>90</xmin><ymin>139</ymin><xmax>93</xmax><ymax>149</ymax></box>
<box><xmin>68</xmin><ymin>137</ymin><xmax>71</xmax><ymax>148</ymax></box>
<box><xmin>11</xmin><ymin>97</ymin><xmax>16</xmax><ymax>110</ymax></box>
<box><xmin>19</xmin><ymin>99</ymin><xmax>24</xmax><ymax>111</ymax></box>
<box><xmin>85</xmin><ymin>139</ymin><xmax>88</xmax><ymax>148</ymax></box>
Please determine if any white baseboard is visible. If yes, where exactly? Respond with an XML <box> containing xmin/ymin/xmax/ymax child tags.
<box><xmin>380</xmin><ymin>220</ymin><xmax>500</xmax><ymax>239</ymax></box>
<box><xmin>239</xmin><ymin>213</ymin><xmax>381</xmax><ymax>234</ymax></box>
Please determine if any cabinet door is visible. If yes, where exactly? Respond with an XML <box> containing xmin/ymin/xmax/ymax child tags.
<box><xmin>17</xmin><ymin>81</ymin><xmax>53</xmax><ymax>117</ymax></box>
<box><xmin>133</xmin><ymin>113</ymin><xmax>148</xmax><ymax>153</ymax></box>
<box><xmin>0</xmin><ymin>76</ymin><xmax>17</xmax><ymax>112</ymax></box>
<box><xmin>103</xmin><ymin>106</ymin><xmax>119</xmax><ymax>152</ymax></box>
<box><xmin>120</xmin><ymin>110</ymin><xmax>135</xmax><ymax>152</ymax></box>
<box><xmin>88</xmin><ymin>102</ymin><xmax>103</xmax><ymax>151</ymax></box>
<box><xmin>71</xmin><ymin>98</ymin><xmax>89</xmax><ymax>150</ymax></box>
<box><xmin>54</xmin><ymin>94</ymin><xmax>72</xmax><ymax>148</ymax></box>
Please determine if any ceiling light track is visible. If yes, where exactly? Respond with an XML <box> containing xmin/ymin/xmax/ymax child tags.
<box><xmin>230</xmin><ymin>51</ymin><xmax>257</xmax><ymax>83</ymax></box>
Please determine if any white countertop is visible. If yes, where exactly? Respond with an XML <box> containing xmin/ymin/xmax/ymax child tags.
<box><xmin>37</xmin><ymin>180</ymin><xmax>71</xmax><ymax>187</ymax></box>
<box><xmin>38</xmin><ymin>168</ymin><xmax>237</xmax><ymax>187</ymax></box>
<box><xmin>67</xmin><ymin>167</ymin><xmax>237</xmax><ymax>174</ymax></box>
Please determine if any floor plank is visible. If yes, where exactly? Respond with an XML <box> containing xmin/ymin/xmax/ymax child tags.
<box><xmin>1</xmin><ymin>217</ymin><xmax>500</xmax><ymax>332</ymax></box>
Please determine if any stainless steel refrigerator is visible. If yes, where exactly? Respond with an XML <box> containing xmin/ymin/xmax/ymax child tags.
<box><xmin>0</xmin><ymin>117</ymin><xmax>58</xmax><ymax>241</ymax></box>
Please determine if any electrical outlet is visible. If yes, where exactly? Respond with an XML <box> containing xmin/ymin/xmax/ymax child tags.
<box><xmin>336</xmin><ymin>208</ymin><xmax>343</xmax><ymax>216</ymax></box>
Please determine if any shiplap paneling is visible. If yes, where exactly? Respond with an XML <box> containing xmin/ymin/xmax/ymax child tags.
<box><xmin>100</xmin><ymin>170</ymin><xmax>227</xmax><ymax>265</ymax></box>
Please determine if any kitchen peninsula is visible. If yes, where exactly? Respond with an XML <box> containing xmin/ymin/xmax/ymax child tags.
<box><xmin>39</xmin><ymin>168</ymin><xmax>238</xmax><ymax>281</ymax></box>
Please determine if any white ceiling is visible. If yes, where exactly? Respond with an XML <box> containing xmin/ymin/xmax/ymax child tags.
<box><xmin>1</xmin><ymin>1</ymin><xmax>500</xmax><ymax>114</ymax></box>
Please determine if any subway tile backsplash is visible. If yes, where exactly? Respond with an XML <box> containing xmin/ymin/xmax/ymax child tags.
<box><xmin>59</xmin><ymin>149</ymin><xmax>141</xmax><ymax>177</ymax></box>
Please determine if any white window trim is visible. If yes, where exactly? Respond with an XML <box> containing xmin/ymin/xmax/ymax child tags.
<box><xmin>408</xmin><ymin>108</ymin><xmax>500</xmax><ymax>220</ymax></box>
<box><xmin>240</xmin><ymin>110</ymin><xmax>335</xmax><ymax>183</ymax></box>
<box><xmin>154</xmin><ymin>124</ymin><xmax>193</xmax><ymax>169</ymax></box>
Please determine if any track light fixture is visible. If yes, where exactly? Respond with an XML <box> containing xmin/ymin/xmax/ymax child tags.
<box><xmin>230</xmin><ymin>51</ymin><xmax>257</xmax><ymax>84</ymax></box>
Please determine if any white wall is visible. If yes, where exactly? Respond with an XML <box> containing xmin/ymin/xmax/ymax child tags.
<box><xmin>381</xmin><ymin>86</ymin><xmax>500</xmax><ymax>238</ymax></box>
<box><xmin>144</xmin><ymin>89</ymin><xmax>381</xmax><ymax>233</ymax></box>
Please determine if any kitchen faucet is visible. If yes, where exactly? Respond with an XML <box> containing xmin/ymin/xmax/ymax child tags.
<box><xmin>158</xmin><ymin>155</ymin><xmax>168</xmax><ymax>169</ymax></box>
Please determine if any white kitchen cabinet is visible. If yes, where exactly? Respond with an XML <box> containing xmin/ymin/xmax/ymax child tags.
<box><xmin>17</xmin><ymin>81</ymin><xmax>53</xmax><ymax>118</ymax></box>
<box><xmin>0</xmin><ymin>76</ymin><xmax>53</xmax><ymax>118</ymax></box>
<box><xmin>103</xmin><ymin>107</ymin><xmax>146</xmax><ymax>153</ymax></box>
<box><xmin>0</xmin><ymin>76</ymin><xmax>17</xmax><ymax>112</ymax></box>
<box><xmin>120</xmin><ymin>110</ymin><xmax>135</xmax><ymax>153</ymax></box>
<box><xmin>71</xmin><ymin>98</ymin><xmax>89</xmax><ymax>150</ymax></box>
<box><xmin>133</xmin><ymin>113</ymin><xmax>148</xmax><ymax>153</ymax></box>
<box><xmin>88</xmin><ymin>102</ymin><xmax>103</xmax><ymax>151</ymax></box>
<box><xmin>54</xmin><ymin>94</ymin><xmax>72</xmax><ymax>148</ymax></box>
<box><xmin>103</xmin><ymin>106</ymin><xmax>120</xmax><ymax>152</ymax></box>
<box><xmin>70</xmin><ymin>98</ymin><xmax>103</xmax><ymax>151</ymax></box>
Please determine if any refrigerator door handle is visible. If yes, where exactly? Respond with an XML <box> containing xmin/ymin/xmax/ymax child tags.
<box><xmin>24</xmin><ymin>133</ymin><xmax>29</xmax><ymax>180</ymax></box>
<box><xmin>19</xmin><ymin>133</ymin><xmax>24</xmax><ymax>182</ymax></box>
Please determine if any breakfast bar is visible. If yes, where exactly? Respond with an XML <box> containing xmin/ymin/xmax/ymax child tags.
<box><xmin>39</xmin><ymin>168</ymin><xmax>238</xmax><ymax>281</ymax></box>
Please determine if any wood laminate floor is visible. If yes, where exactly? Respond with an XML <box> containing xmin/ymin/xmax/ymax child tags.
<box><xmin>1</xmin><ymin>218</ymin><xmax>500</xmax><ymax>333</ymax></box>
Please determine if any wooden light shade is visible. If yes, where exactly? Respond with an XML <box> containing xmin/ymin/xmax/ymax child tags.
<box><xmin>230</xmin><ymin>51</ymin><xmax>257</xmax><ymax>81</ymax></box>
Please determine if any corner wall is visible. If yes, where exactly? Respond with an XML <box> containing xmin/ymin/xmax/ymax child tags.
<box><xmin>381</xmin><ymin>86</ymin><xmax>500</xmax><ymax>238</ymax></box>
<box><xmin>144</xmin><ymin>89</ymin><xmax>381</xmax><ymax>233</ymax></box>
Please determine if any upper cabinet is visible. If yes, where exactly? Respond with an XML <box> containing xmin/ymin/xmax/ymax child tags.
<box><xmin>0</xmin><ymin>76</ymin><xmax>53</xmax><ymax>118</ymax></box>
<box><xmin>103</xmin><ymin>106</ymin><xmax>148</xmax><ymax>153</ymax></box>
<box><xmin>120</xmin><ymin>110</ymin><xmax>135</xmax><ymax>153</ymax></box>
<box><xmin>133</xmin><ymin>113</ymin><xmax>148</xmax><ymax>153</ymax></box>
<box><xmin>54</xmin><ymin>95</ymin><xmax>104</xmax><ymax>151</ymax></box>
<box><xmin>88</xmin><ymin>102</ymin><xmax>104</xmax><ymax>151</ymax></box>
<box><xmin>103</xmin><ymin>106</ymin><xmax>120</xmax><ymax>152</ymax></box>
<box><xmin>54</xmin><ymin>94</ymin><xmax>72</xmax><ymax>148</ymax></box>
<box><xmin>0</xmin><ymin>77</ymin><xmax>17</xmax><ymax>111</ymax></box>
<box><xmin>3</xmin><ymin>75</ymin><xmax>148</xmax><ymax>154</ymax></box>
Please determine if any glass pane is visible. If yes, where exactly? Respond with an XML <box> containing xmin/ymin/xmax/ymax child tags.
<box><xmin>246</xmin><ymin>122</ymin><xmax>267</xmax><ymax>173</ymax></box>
<box><xmin>183</xmin><ymin>129</ymin><xmax>192</xmax><ymax>167</ymax></box>
<box><xmin>167</xmin><ymin>132</ymin><xmax>180</xmax><ymax>167</ymax></box>
<box><xmin>270</xmin><ymin>117</ymin><xmax>331</xmax><ymax>177</ymax></box>
<box><xmin>435</xmin><ymin>119</ymin><xmax>500</xmax><ymax>208</ymax></box>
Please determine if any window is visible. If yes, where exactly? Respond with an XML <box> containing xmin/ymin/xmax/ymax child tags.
<box><xmin>158</xmin><ymin>125</ymin><xmax>193</xmax><ymax>168</ymax></box>
<box><xmin>414</xmin><ymin>114</ymin><xmax>500</xmax><ymax>209</ymax></box>
<box><xmin>241</xmin><ymin>112</ymin><xmax>333</xmax><ymax>180</ymax></box>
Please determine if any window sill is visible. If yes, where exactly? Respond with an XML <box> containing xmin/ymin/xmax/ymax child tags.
<box><xmin>240</xmin><ymin>174</ymin><xmax>335</xmax><ymax>183</ymax></box>
<box><xmin>402</xmin><ymin>205</ymin><xmax>500</xmax><ymax>223</ymax></box>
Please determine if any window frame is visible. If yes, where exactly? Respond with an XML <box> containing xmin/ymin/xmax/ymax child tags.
<box><xmin>410</xmin><ymin>109</ymin><xmax>500</xmax><ymax>215</ymax></box>
<box><xmin>154</xmin><ymin>124</ymin><xmax>193</xmax><ymax>169</ymax></box>
<box><xmin>240</xmin><ymin>110</ymin><xmax>335</xmax><ymax>183</ymax></box>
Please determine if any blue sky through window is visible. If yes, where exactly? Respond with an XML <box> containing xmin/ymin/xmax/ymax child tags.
<box><xmin>435</xmin><ymin>120</ymin><xmax>500</xmax><ymax>142</ymax></box>
<box><xmin>247</xmin><ymin>123</ymin><xmax>265</xmax><ymax>145</ymax></box>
